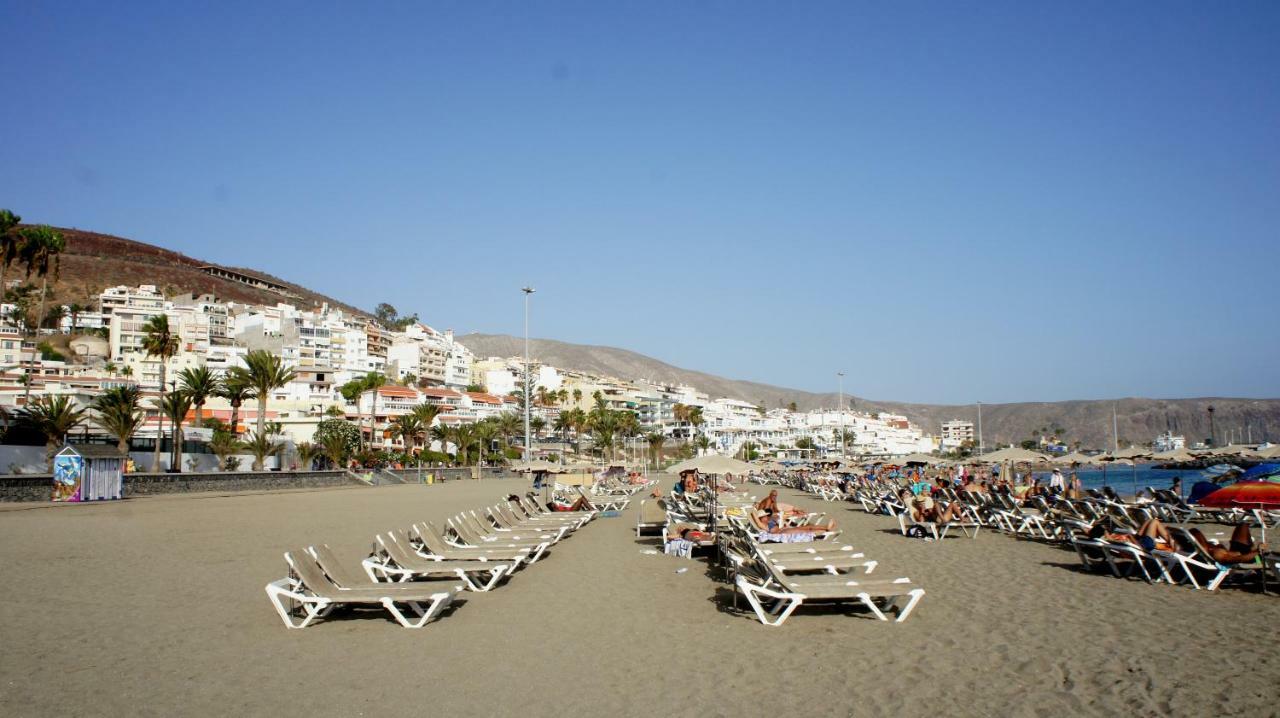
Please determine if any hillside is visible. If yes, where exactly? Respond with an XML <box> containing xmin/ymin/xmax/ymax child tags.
<box><xmin>13</xmin><ymin>224</ymin><xmax>1277</xmax><ymax>450</ymax></box>
<box><xmin>458</xmin><ymin>333</ymin><xmax>1280</xmax><ymax>449</ymax></box>
<box><xmin>19</xmin><ymin>227</ymin><xmax>370</xmax><ymax>318</ymax></box>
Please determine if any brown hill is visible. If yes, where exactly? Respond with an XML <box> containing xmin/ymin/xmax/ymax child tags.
<box><xmin>19</xmin><ymin>227</ymin><xmax>370</xmax><ymax>318</ymax></box>
<box><xmin>458</xmin><ymin>333</ymin><xmax>1280</xmax><ymax>449</ymax></box>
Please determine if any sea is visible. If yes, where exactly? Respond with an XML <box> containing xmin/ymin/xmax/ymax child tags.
<box><xmin>1025</xmin><ymin>465</ymin><xmax>1198</xmax><ymax>500</ymax></box>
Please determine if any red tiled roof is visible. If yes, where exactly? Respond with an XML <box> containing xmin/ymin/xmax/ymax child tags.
<box><xmin>377</xmin><ymin>386</ymin><xmax>419</xmax><ymax>398</ymax></box>
<box><xmin>464</xmin><ymin>391</ymin><xmax>502</xmax><ymax>404</ymax></box>
<box><xmin>419</xmin><ymin>387</ymin><xmax>462</xmax><ymax>399</ymax></box>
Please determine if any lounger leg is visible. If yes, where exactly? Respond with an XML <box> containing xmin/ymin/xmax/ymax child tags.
<box><xmin>894</xmin><ymin>588</ymin><xmax>926</xmax><ymax>622</ymax></box>
<box><xmin>265</xmin><ymin>581</ymin><xmax>330</xmax><ymax>629</ymax></box>
<box><xmin>738</xmin><ymin>579</ymin><xmax>801</xmax><ymax>627</ymax></box>
<box><xmin>457</xmin><ymin>565</ymin><xmax>508</xmax><ymax>592</ymax></box>
<box><xmin>526</xmin><ymin>542</ymin><xmax>549</xmax><ymax>563</ymax></box>
<box><xmin>381</xmin><ymin>593</ymin><xmax>453</xmax><ymax>628</ymax></box>
<box><xmin>1206</xmin><ymin>569</ymin><xmax>1230</xmax><ymax>591</ymax></box>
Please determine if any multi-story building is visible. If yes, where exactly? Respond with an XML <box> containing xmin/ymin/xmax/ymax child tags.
<box><xmin>100</xmin><ymin>285</ymin><xmax>166</xmax><ymax>358</ymax></box>
<box><xmin>940</xmin><ymin>420</ymin><xmax>975</xmax><ymax>448</ymax></box>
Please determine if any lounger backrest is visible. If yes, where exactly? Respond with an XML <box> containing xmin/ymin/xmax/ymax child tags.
<box><xmin>310</xmin><ymin>544</ymin><xmax>366</xmax><ymax>588</ymax></box>
<box><xmin>414</xmin><ymin>523</ymin><xmax>449</xmax><ymax>554</ymax></box>
<box><xmin>285</xmin><ymin>550</ymin><xmax>342</xmax><ymax>596</ymax></box>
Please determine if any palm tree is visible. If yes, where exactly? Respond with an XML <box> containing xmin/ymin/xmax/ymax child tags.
<box><xmin>554</xmin><ymin>412</ymin><xmax>572</xmax><ymax>445</ymax></box>
<box><xmin>208</xmin><ymin>430</ymin><xmax>242</xmax><ymax>471</ymax></box>
<box><xmin>530</xmin><ymin>416</ymin><xmax>546</xmax><ymax>440</ymax></box>
<box><xmin>18</xmin><ymin>225</ymin><xmax>66</xmax><ymax>337</ymax></box>
<box><xmin>390</xmin><ymin>413</ymin><xmax>423</xmax><ymax>453</ymax></box>
<box><xmin>324</xmin><ymin>404</ymin><xmax>344</xmax><ymax>417</ymax></box>
<box><xmin>228</xmin><ymin>350</ymin><xmax>296</xmax><ymax>469</ymax></box>
<box><xmin>452</xmin><ymin>424</ymin><xmax>476</xmax><ymax>466</ymax></box>
<box><xmin>155</xmin><ymin>390</ymin><xmax>193</xmax><ymax>472</ymax></box>
<box><xmin>0</xmin><ymin>209</ymin><xmax>24</xmax><ymax>304</ymax></box>
<box><xmin>572</xmin><ymin>388</ymin><xmax>582</xmax><ymax>406</ymax></box>
<box><xmin>319</xmin><ymin>430</ymin><xmax>349</xmax><ymax>469</ymax></box>
<box><xmin>362</xmin><ymin>372</ymin><xmax>387</xmax><ymax>450</ymax></box>
<box><xmin>293</xmin><ymin>441</ymin><xmax>320</xmax><ymax>470</ymax></box>
<box><xmin>535</xmin><ymin>386</ymin><xmax>551</xmax><ymax>407</ymax></box>
<box><xmin>557</xmin><ymin>388</ymin><xmax>569</xmax><ymax>405</ymax></box>
<box><xmin>410</xmin><ymin>402</ymin><xmax>442</xmax><ymax>431</ymax></box>
<box><xmin>141</xmin><ymin>314</ymin><xmax>178</xmax><ymax>471</ymax></box>
<box><xmin>495</xmin><ymin>411</ymin><xmax>521</xmax><ymax>447</ymax></box>
<box><xmin>694</xmin><ymin>434</ymin><xmax>711</xmax><ymax>456</ymax></box>
<box><xmin>688</xmin><ymin>406</ymin><xmax>705</xmax><ymax>440</ymax></box>
<box><xmin>17</xmin><ymin>395</ymin><xmax>86</xmax><ymax>471</ymax></box>
<box><xmin>91</xmin><ymin>385</ymin><xmax>144</xmax><ymax>454</ymax></box>
<box><xmin>645</xmin><ymin>431</ymin><xmax>666</xmax><ymax>468</ymax></box>
<box><xmin>177</xmin><ymin>365</ymin><xmax>220</xmax><ymax>429</ymax></box>
<box><xmin>673</xmin><ymin>403</ymin><xmax>690</xmax><ymax>436</ymax></box>
<box><xmin>219</xmin><ymin>373</ymin><xmax>255</xmax><ymax>438</ymax></box>
<box><xmin>243</xmin><ymin>429</ymin><xmax>283</xmax><ymax>471</ymax></box>
<box><xmin>473</xmin><ymin>420</ymin><xmax>499</xmax><ymax>465</ymax></box>
<box><xmin>430</xmin><ymin>423</ymin><xmax>452</xmax><ymax>460</ymax></box>
<box><xmin>569</xmin><ymin>408</ymin><xmax>589</xmax><ymax>455</ymax></box>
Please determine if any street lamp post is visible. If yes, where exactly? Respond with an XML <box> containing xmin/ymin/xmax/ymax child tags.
<box><xmin>837</xmin><ymin>371</ymin><xmax>845</xmax><ymax>459</ymax></box>
<box><xmin>521</xmin><ymin>286</ymin><xmax>535</xmax><ymax>461</ymax></box>
<box><xmin>977</xmin><ymin>401</ymin><xmax>984</xmax><ymax>456</ymax></box>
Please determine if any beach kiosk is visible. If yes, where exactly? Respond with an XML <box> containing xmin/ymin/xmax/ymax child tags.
<box><xmin>52</xmin><ymin>445</ymin><xmax>125</xmax><ymax>502</ymax></box>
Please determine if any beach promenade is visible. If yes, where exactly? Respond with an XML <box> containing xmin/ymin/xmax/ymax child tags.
<box><xmin>1</xmin><ymin>478</ymin><xmax>1275</xmax><ymax>716</ymax></box>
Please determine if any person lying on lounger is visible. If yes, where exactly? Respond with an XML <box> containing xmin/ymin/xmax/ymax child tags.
<box><xmin>1187</xmin><ymin>525</ymin><xmax>1267</xmax><ymax>564</ymax></box>
<box><xmin>748</xmin><ymin>509</ymin><xmax>835</xmax><ymax>535</ymax></box>
<box><xmin>1087</xmin><ymin>517</ymin><xmax>1174</xmax><ymax>552</ymax></box>
<box><xmin>666</xmin><ymin>522</ymin><xmax>711</xmax><ymax>542</ymax></box>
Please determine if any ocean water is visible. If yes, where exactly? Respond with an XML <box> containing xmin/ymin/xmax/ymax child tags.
<box><xmin>1025</xmin><ymin>465</ymin><xmax>1194</xmax><ymax>500</ymax></box>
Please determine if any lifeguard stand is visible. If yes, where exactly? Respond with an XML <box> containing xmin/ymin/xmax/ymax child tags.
<box><xmin>52</xmin><ymin>445</ymin><xmax>125</xmax><ymax>502</ymax></box>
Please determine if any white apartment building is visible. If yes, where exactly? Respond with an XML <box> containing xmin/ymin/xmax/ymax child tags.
<box><xmin>940</xmin><ymin>420</ymin><xmax>975</xmax><ymax>448</ymax></box>
<box><xmin>100</xmin><ymin>285</ymin><xmax>166</xmax><ymax>358</ymax></box>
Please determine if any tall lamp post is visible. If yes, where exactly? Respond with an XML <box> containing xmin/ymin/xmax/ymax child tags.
<box><xmin>837</xmin><ymin>371</ymin><xmax>846</xmax><ymax>459</ymax></box>
<box><xmin>521</xmin><ymin>286</ymin><xmax>535</xmax><ymax>461</ymax></box>
<box><xmin>976</xmin><ymin>401</ymin><xmax>984</xmax><ymax>456</ymax></box>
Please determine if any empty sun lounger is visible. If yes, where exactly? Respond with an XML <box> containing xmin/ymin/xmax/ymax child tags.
<box><xmin>265</xmin><ymin>549</ymin><xmax>460</xmax><ymax>629</ymax></box>
<box><xmin>365</xmin><ymin>533</ymin><xmax>515</xmax><ymax>592</ymax></box>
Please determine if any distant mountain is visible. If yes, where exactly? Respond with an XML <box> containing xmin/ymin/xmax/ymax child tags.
<box><xmin>458</xmin><ymin>333</ymin><xmax>1280</xmax><ymax>449</ymax></box>
<box><xmin>24</xmin><ymin>227</ymin><xmax>370</xmax><ymax>318</ymax></box>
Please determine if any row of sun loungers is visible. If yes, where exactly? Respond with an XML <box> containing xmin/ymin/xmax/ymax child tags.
<box><xmin>640</xmin><ymin>482</ymin><xmax>925</xmax><ymax>626</ymax></box>
<box><xmin>791</xmin><ymin>473</ymin><xmax>1273</xmax><ymax>593</ymax></box>
<box><xmin>265</xmin><ymin>493</ymin><xmax>597</xmax><ymax>628</ymax></box>
<box><xmin>716</xmin><ymin>522</ymin><xmax>924</xmax><ymax>626</ymax></box>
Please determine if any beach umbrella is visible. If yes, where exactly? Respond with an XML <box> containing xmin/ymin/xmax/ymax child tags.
<box><xmin>898</xmin><ymin>453</ymin><xmax>944</xmax><ymax>466</ymax></box>
<box><xmin>1149</xmin><ymin>447</ymin><xmax>1198</xmax><ymax>463</ymax></box>
<box><xmin>1237</xmin><ymin>463</ymin><xmax>1280</xmax><ymax>483</ymax></box>
<box><xmin>1198</xmin><ymin>481</ymin><xmax>1280</xmax><ymax>541</ymax></box>
<box><xmin>668</xmin><ymin>454</ymin><xmax>754</xmax><ymax>476</ymax></box>
<box><xmin>1051</xmin><ymin>451</ymin><xmax>1104</xmax><ymax>465</ymax></box>
<box><xmin>1100</xmin><ymin>446</ymin><xmax>1149</xmax><ymax>497</ymax></box>
<box><xmin>977</xmin><ymin>447</ymin><xmax>1050</xmax><ymax>463</ymax></box>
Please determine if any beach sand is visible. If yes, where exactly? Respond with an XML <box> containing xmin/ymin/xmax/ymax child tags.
<box><xmin>1</xmin><ymin>478</ymin><xmax>1276</xmax><ymax>717</ymax></box>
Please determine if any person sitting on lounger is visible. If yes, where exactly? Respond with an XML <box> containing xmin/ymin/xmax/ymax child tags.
<box><xmin>898</xmin><ymin>490</ymin><xmax>966</xmax><ymax>524</ymax></box>
<box><xmin>1187</xmin><ymin>525</ymin><xmax>1267</xmax><ymax>564</ymax></box>
<box><xmin>755</xmin><ymin>490</ymin><xmax>806</xmax><ymax>522</ymax></box>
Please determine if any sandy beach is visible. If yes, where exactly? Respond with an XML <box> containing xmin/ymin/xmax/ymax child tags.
<box><xmin>1</xmin><ymin>478</ymin><xmax>1276</xmax><ymax>717</ymax></box>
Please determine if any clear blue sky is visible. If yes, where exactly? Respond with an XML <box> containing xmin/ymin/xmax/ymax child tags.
<box><xmin>3</xmin><ymin>1</ymin><xmax>1277</xmax><ymax>404</ymax></box>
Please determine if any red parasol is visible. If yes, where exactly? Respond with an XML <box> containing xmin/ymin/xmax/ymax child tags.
<box><xmin>1198</xmin><ymin>480</ymin><xmax>1280</xmax><ymax>509</ymax></box>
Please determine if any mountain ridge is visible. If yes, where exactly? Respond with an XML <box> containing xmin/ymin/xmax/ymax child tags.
<box><xmin>19</xmin><ymin>226</ymin><xmax>1278</xmax><ymax>449</ymax></box>
<box><xmin>458</xmin><ymin>333</ymin><xmax>1280</xmax><ymax>448</ymax></box>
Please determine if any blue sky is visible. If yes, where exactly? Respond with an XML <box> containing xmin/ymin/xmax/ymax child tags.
<box><xmin>2</xmin><ymin>1</ymin><xmax>1277</xmax><ymax>404</ymax></box>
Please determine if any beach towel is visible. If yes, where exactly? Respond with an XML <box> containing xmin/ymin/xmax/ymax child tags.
<box><xmin>757</xmin><ymin>532</ymin><xmax>816</xmax><ymax>543</ymax></box>
<box><xmin>665</xmin><ymin>539</ymin><xmax>694</xmax><ymax>558</ymax></box>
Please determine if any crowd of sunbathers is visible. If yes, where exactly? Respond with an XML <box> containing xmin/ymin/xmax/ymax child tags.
<box><xmin>1086</xmin><ymin>516</ymin><xmax>1267</xmax><ymax>565</ymax></box>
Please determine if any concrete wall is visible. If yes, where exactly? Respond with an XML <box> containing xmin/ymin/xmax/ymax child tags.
<box><xmin>0</xmin><ymin>467</ymin><xmax>527</xmax><ymax>502</ymax></box>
